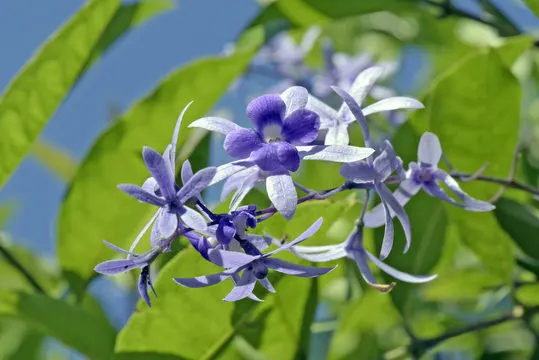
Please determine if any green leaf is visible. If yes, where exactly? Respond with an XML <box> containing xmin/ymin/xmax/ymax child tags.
<box><xmin>515</xmin><ymin>283</ymin><xmax>539</xmax><ymax>306</ymax></box>
<box><xmin>374</xmin><ymin>192</ymin><xmax>448</xmax><ymax>317</ymax></box>
<box><xmin>423</xmin><ymin>269</ymin><xmax>502</xmax><ymax>302</ymax></box>
<box><xmin>31</xmin><ymin>140</ymin><xmax>78</xmax><ymax>181</ymax></box>
<box><xmin>416</xmin><ymin>48</ymin><xmax>523</xmax><ymax>281</ymax></box>
<box><xmin>494</xmin><ymin>198</ymin><xmax>539</xmax><ymax>262</ymax></box>
<box><xmin>495</xmin><ymin>35</ymin><xmax>534</xmax><ymax>68</ymax></box>
<box><xmin>57</xmin><ymin>39</ymin><xmax>262</xmax><ymax>296</ymax></box>
<box><xmin>0</xmin><ymin>320</ymin><xmax>43</xmax><ymax>360</ymax></box>
<box><xmin>523</xmin><ymin>1</ymin><xmax>539</xmax><ymax>20</ymax></box>
<box><xmin>0</xmin><ymin>291</ymin><xmax>116</xmax><ymax>359</ymax></box>
<box><xmin>0</xmin><ymin>0</ymin><xmax>173</xmax><ymax>189</ymax></box>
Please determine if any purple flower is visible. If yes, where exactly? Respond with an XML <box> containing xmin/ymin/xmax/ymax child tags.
<box><xmin>174</xmin><ymin>218</ymin><xmax>335</xmax><ymax>302</ymax></box>
<box><xmin>94</xmin><ymin>241</ymin><xmax>161</xmax><ymax>307</ymax></box>
<box><xmin>215</xmin><ymin>205</ymin><xmax>257</xmax><ymax>245</ymax></box>
<box><xmin>189</xmin><ymin>87</ymin><xmax>375</xmax><ymax>218</ymax></box>
<box><xmin>307</xmin><ymin>67</ymin><xmax>423</xmax><ymax>145</ymax></box>
<box><xmin>334</xmin><ymin>85</ymin><xmax>411</xmax><ymax>259</ymax></box>
<box><xmin>116</xmin><ymin>103</ymin><xmax>216</xmax><ymax>254</ymax></box>
<box><xmin>363</xmin><ymin>132</ymin><xmax>495</xmax><ymax>228</ymax></box>
<box><xmin>289</xmin><ymin>227</ymin><xmax>436</xmax><ymax>292</ymax></box>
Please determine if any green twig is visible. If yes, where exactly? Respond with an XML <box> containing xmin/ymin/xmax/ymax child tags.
<box><xmin>0</xmin><ymin>243</ymin><xmax>46</xmax><ymax>294</ymax></box>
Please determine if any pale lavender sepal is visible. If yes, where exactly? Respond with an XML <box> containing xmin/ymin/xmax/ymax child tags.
<box><xmin>141</xmin><ymin>177</ymin><xmax>159</xmax><ymax>197</ymax></box>
<box><xmin>365</xmin><ymin>251</ymin><xmax>437</xmax><ymax>283</ymax></box>
<box><xmin>378</xmin><ymin>200</ymin><xmax>395</xmax><ymax>260</ymax></box>
<box><xmin>223</xmin><ymin>270</ymin><xmax>258</xmax><ymax>302</ymax></box>
<box><xmin>418</xmin><ymin>132</ymin><xmax>442</xmax><ymax>167</ymax></box>
<box><xmin>259</xmin><ymin>277</ymin><xmax>276</xmax><ymax>293</ymax></box>
<box><xmin>332</xmin><ymin>85</ymin><xmax>371</xmax><ymax>146</ymax></box>
<box><xmin>338</xmin><ymin>66</ymin><xmax>385</xmax><ymax>117</ymax></box>
<box><xmin>173</xmin><ymin>268</ymin><xmax>238</xmax><ymax>288</ymax></box>
<box><xmin>340</xmin><ymin>161</ymin><xmax>377</xmax><ymax>183</ymax></box>
<box><xmin>127</xmin><ymin>210</ymin><xmax>160</xmax><ymax>257</ymax></box>
<box><xmin>325</xmin><ymin>124</ymin><xmax>349</xmax><ymax>145</ymax></box>
<box><xmin>298</xmin><ymin>145</ymin><xmax>374</xmax><ymax>163</ymax></box>
<box><xmin>280</xmin><ymin>86</ymin><xmax>308</xmax><ymax>116</ymax></box>
<box><xmin>434</xmin><ymin>170</ymin><xmax>495</xmax><ymax>211</ymax></box>
<box><xmin>266</xmin><ymin>173</ymin><xmax>297</xmax><ymax>220</ymax></box>
<box><xmin>170</xmin><ymin>101</ymin><xmax>194</xmax><ymax>174</ymax></box>
<box><xmin>266</xmin><ymin>258</ymin><xmax>336</xmax><ymax>277</ymax></box>
<box><xmin>159</xmin><ymin>210</ymin><xmax>178</xmax><ymax>238</ymax></box>
<box><xmin>292</xmin><ymin>246</ymin><xmax>347</xmax><ymax>262</ymax></box>
<box><xmin>188</xmin><ymin>116</ymin><xmax>242</xmax><ymax>135</ymax></box>
<box><xmin>267</xmin><ymin>217</ymin><xmax>323</xmax><ymax>256</ymax></box>
<box><xmin>210</xmin><ymin>161</ymin><xmax>253</xmax><ymax>186</ymax></box>
<box><xmin>362</xmin><ymin>97</ymin><xmax>424</xmax><ymax>117</ymax></box>
<box><xmin>180</xmin><ymin>206</ymin><xmax>207</xmax><ymax>231</ymax></box>
<box><xmin>376</xmin><ymin>183</ymin><xmax>411</xmax><ymax>254</ymax></box>
<box><xmin>181</xmin><ymin>160</ymin><xmax>194</xmax><ymax>185</ymax></box>
<box><xmin>306</xmin><ymin>94</ymin><xmax>339</xmax><ymax>129</ymax></box>
<box><xmin>208</xmin><ymin>249</ymin><xmax>258</xmax><ymax>268</ymax></box>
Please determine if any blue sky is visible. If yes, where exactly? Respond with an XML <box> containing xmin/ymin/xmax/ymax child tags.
<box><xmin>0</xmin><ymin>0</ymin><xmax>259</xmax><ymax>255</ymax></box>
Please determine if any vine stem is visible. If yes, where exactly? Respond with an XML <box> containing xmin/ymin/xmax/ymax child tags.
<box><xmin>450</xmin><ymin>172</ymin><xmax>539</xmax><ymax>197</ymax></box>
<box><xmin>0</xmin><ymin>243</ymin><xmax>46</xmax><ymax>294</ymax></box>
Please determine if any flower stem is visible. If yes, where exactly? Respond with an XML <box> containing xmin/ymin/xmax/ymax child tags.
<box><xmin>0</xmin><ymin>243</ymin><xmax>46</xmax><ymax>294</ymax></box>
<box><xmin>450</xmin><ymin>172</ymin><xmax>539</xmax><ymax>197</ymax></box>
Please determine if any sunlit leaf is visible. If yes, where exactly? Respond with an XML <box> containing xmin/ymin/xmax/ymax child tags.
<box><xmin>0</xmin><ymin>0</ymin><xmax>172</xmax><ymax>189</ymax></box>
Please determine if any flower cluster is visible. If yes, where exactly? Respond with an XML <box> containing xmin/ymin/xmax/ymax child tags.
<box><xmin>94</xmin><ymin>66</ymin><xmax>495</xmax><ymax>307</ymax></box>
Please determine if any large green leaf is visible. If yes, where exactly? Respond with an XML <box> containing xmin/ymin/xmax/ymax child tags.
<box><xmin>0</xmin><ymin>0</ymin><xmax>172</xmax><ymax>189</ymax></box>
<box><xmin>412</xmin><ymin>48</ymin><xmax>523</xmax><ymax>281</ymax></box>
<box><xmin>494</xmin><ymin>198</ymin><xmax>539</xmax><ymax>262</ymax></box>
<box><xmin>374</xmin><ymin>192</ymin><xmax>447</xmax><ymax>317</ymax></box>
<box><xmin>0</xmin><ymin>291</ymin><xmax>116</xmax><ymax>359</ymax></box>
<box><xmin>0</xmin><ymin>320</ymin><xmax>43</xmax><ymax>360</ymax></box>
<box><xmin>57</xmin><ymin>40</ymin><xmax>262</xmax><ymax>296</ymax></box>
<box><xmin>523</xmin><ymin>1</ymin><xmax>539</xmax><ymax>19</ymax></box>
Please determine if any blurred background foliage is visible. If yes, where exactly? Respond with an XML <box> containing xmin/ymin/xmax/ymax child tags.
<box><xmin>2</xmin><ymin>0</ymin><xmax>539</xmax><ymax>359</ymax></box>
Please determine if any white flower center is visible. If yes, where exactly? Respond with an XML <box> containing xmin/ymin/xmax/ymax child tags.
<box><xmin>263</xmin><ymin>123</ymin><xmax>283</xmax><ymax>142</ymax></box>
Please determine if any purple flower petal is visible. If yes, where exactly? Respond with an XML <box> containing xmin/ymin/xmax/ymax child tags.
<box><xmin>158</xmin><ymin>210</ymin><xmax>178</xmax><ymax>238</ymax></box>
<box><xmin>224</xmin><ymin>128</ymin><xmax>264</xmax><ymax>159</ymax></box>
<box><xmin>435</xmin><ymin>170</ymin><xmax>495</xmax><ymax>211</ymax></box>
<box><xmin>298</xmin><ymin>145</ymin><xmax>374</xmax><ymax>163</ymax></box>
<box><xmin>376</xmin><ymin>183</ymin><xmax>412</xmax><ymax>254</ymax></box>
<box><xmin>265</xmin><ymin>258</ymin><xmax>335</xmax><ymax>277</ymax></box>
<box><xmin>267</xmin><ymin>217</ymin><xmax>323</xmax><ymax>256</ymax></box>
<box><xmin>266</xmin><ymin>173</ymin><xmax>297</xmax><ymax>219</ymax></box>
<box><xmin>363</xmin><ymin>97</ymin><xmax>424</xmax><ymax>116</ymax></box>
<box><xmin>365</xmin><ymin>250</ymin><xmax>437</xmax><ymax>283</ymax></box>
<box><xmin>170</xmin><ymin>101</ymin><xmax>194</xmax><ymax>174</ymax></box>
<box><xmin>177</xmin><ymin>167</ymin><xmax>216</xmax><ymax>203</ymax></box>
<box><xmin>180</xmin><ymin>206</ymin><xmax>207</xmax><ymax>231</ymax></box>
<box><xmin>208</xmin><ymin>249</ymin><xmax>257</xmax><ymax>268</ymax></box>
<box><xmin>94</xmin><ymin>259</ymin><xmax>138</xmax><ymax>275</ymax></box>
<box><xmin>223</xmin><ymin>270</ymin><xmax>258</xmax><ymax>302</ymax></box>
<box><xmin>189</xmin><ymin>116</ymin><xmax>242</xmax><ymax>135</ymax></box>
<box><xmin>231</xmin><ymin>273</ymin><xmax>263</xmax><ymax>301</ymax></box>
<box><xmin>181</xmin><ymin>160</ymin><xmax>194</xmax><ymax>186</ymax></box>
<box><xmin>259</xmin><ymin>277</ymin><xmax>276</xmax><ymax>293</ymax></box>
<box><xmin>142</xmin><ymin>146</ymin><xmax>176</xmax><ymax>201</ymax></box>
<box><xmin>185</xmin><ymin>232</ymin><xmax>211</xmax><ymax>260</ymax></box>
<box><xmin>216</xmin><ymin>219</ymin><xmax>236</xmax><ymax>245</ymax></box>
<box><xmin>102</xmin><ymin>240</ymin><xmax>136</xmax><ymax>257</ymax></box>
<box><xmin>246</xmin><ymin>95</ymin><xmax>286</xmax><ymax>134</ymax></box>
<box><xmin>117</xmin><ymin>184</ymin><xmax>166</xmax><ymax>207</ymax></box>
<box><xmin>350</xmin><ymin>249</ymin><xmax>395</xmax><ymax>292</ymax></box>
<box><xmin>281</xmin><ymin>109</ymin><xmax>320</xmax><ymax>145</ymax></box>
<box><xmin>418</xmin><ymin>132</ymin><xmax>442</xmax><ymax>167</ymax></box>
<box><xmin>340</xmin><ymin>161</ymin><xmax>377</xmax><ymax>183</ymax></box>
<box><xmin>174</xmin><ymin>268</ymin><xmax>238</xmax><ymax>288</ymax></box>
<box><xmin>276</xmin><ymin>141</ymin><xmax>300</xmax><ymax>172</ymax></box>
<box><xmin>250</xmin><ymin>143</ymin><xmax>291</xmax><ymax>173</ymax></box>
<box><xmin>280</xmin><ymin>86</ymin><xmax>308</xmax><ymax>116</ymax></box>
<box><xmin>325</xmin><ymin>124</ymin><xmax>349</xmax><ymax>145</ymax></box>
